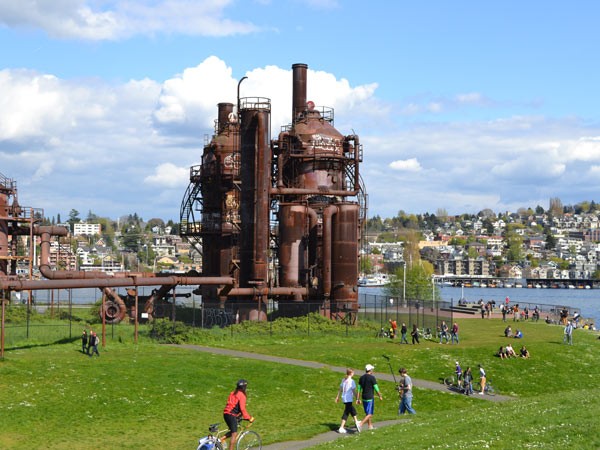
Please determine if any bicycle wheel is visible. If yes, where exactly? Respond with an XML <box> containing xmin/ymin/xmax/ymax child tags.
<box><xmin>236</xmin><ymin>430</ymin><xmax>262</xmax><ymax>450</ymax></box>
<box><xmin>473</xmin><ymin>381</ymin><xmax>482</xmax><ymax>392</ymax></box>
<box><xmin>443</xmin><ymin>376</ymin><xmax>455</xmax><ymax>387</ymax></box>
<box><xmin>485</xmin><ymin>384</ymin><xmax>496</xmax><ymax>396</ymax></box>
<box><xmin>214</xmin><ymin>441</ymin><xmax>224</xmax><ymax>450</ymax></box>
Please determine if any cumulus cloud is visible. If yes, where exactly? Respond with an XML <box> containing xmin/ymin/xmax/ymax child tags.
<box><xmin>0</xmin><ymin>0</ymin><xmax>260</xmax><ymax>40</ymax></box>
<box><xmin>144</xmin><ymin>162</ymin><xmax>189</xmax><ymax>188</ymax></box>
<box><xmin>153</xmin><ymin>57</ymin><xmax>381</xmax><ymax>136</ymax></box>
<box><xmin>389</xmin><ymin>158</ymin><xmax>422</xmax><ymax>172</ymax></box>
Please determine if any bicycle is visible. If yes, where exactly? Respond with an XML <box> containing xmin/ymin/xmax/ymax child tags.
<box><xmin>442</xmin><ymin>374</ymin><xmax>464</xmax><ymax>393</ymax></box>
<box><xmin>197</xmin><ymin>421</ymin><xmax>262</xmax><ymax>450</ymax></box>
<box><xmin>376</xmin><ymin>327</ymin><xmax>391</xmax><ymax>338</ymax></box>
<box><xmin>473</xmin><ymin>380</ymin><xmax>496</xmax><ymax>396</ymax></box>
<box><xmin>418</xmin><ymin>327</ymin><xmax>433</xmax><ymax>340</ymax></box>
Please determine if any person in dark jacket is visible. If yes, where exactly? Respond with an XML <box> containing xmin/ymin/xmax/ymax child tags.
<box><xmin>81</xmin><ymin>330</ymin><xmax>88</xmax><ymax>353</ymax></box>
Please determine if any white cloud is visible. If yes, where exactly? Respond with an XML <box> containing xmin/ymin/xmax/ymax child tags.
<box><xmin>0</xmin><ymin>0</ymin><xmax>260</xmax><ymax>40</ymax></box>
<box><xmin>389</xmin><ymin>158</ymin><xmax>422</xmax><ymax>172</ymax></box>
<box><xmin>144</xmin><ymin>163</ymin><xmax>188</xmax><ymax>188</ymax></box>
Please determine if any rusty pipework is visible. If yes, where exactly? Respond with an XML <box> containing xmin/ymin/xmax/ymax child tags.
<box><xmin>0</xmin><ymin>225</ymin><xmax>235</xmax><ymax>292</ymax></box>
<box><xmin>102</xmin><ymin>288</ymin><xmax>128</xmax><ymax>323</ymax></box>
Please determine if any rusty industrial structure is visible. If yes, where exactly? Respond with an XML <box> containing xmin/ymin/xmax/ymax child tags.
<box><xmin>180</xmin><ymin>63</ymin><xmax>367</xmax><ymax>320</ymax></box>
<box><xmin>0</xmin><ymin>64</ymin><xmax>366</xmax><ymax>353</ymax></box>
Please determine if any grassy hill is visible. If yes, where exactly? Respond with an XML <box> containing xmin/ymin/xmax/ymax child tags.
<box><xmin>0</xmin><ymin>317</ymin><xmax>599</xmax><ymax>449</ymax></box>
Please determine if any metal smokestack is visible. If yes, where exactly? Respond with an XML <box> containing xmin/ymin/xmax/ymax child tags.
<box><xmin>292</xmin><ymin>63</ymin><xmax>308</xmax><ymax>122</ymax></box>
<box><xmin>217</xmin><ymin>102</ymin><xmax>234</xmax><ymax>133</ymax></box>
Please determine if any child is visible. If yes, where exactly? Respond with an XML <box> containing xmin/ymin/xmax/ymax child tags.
<box><xmin>335</xmin><ymin>368</ymin><xmax>361</xmax><ymax>433</ymax></box>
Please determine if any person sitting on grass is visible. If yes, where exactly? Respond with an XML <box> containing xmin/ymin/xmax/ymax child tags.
<box><xmin>520</xmin><ymin>346</ymin><xmax>530</xmax><ymax>358</ymax></box>
<box><xmin>513</xmin><ymin>329</ymin><xmax>523</xmax><ymax>339</ymax></box>
<box><xmin>505</xmin><ymin>343</ymin><xmax>517</xmax><ymax>358</ymax></box>
<box><xmin>496</xmin><ymin>346</ymin><xmax>507</xmax><ymax>359</ymax></box>
<box><xmin>504</xmin><ymin>326</ymin><xmax>513</xmax><ymax>338</ymax></box>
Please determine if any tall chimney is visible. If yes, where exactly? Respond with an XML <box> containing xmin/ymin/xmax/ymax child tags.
<box><xmin>292</xmin><ymin>63</ymin><xmax>308</xmax><ymax>123</ymax></box>
<box><xmin>217</xmin><ymin>102</ymin><xmax>234</xmax><ymax>133</ymax></box>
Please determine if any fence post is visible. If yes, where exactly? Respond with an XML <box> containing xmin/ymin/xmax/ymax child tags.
<box><xmin>68</xmin><ymin>289</ymin><xmax>72</xmax><ymax>339</ymax></box>
<box><xmin>307</xmin><ymin>302</ymin><xmax>310</xmax><ymax>336</ymax></box>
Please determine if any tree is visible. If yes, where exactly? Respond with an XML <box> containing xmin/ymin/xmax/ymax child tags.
<box><xmin>385</xmin><ymin>260</ymin><xmax>438</xmax><ymax>301</ymax></box>
<box><xmin>505</xmin><ymin>225</ymin><xmax>524</xmax><ymax>263</ymax></box>
<box><xmin>67</xmin><ymin>209</ymin><xmax>81</xmax><ymax>231</ymax></box>
<box><xmin>549</xmin><ymin>197</ymin><xmax>563</xmax><ymax>217</ymax></box>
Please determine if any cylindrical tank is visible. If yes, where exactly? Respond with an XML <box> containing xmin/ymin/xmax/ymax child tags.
<box><xmin>278</xmin><ymin>204</ymin><xmax>307</xmax><ymax>287</ymax></box>
<box><xmin>331</xmin><ymin>203</ymin><xmax>359</xmax><ymax>311</ymax></box>
<box><xmin>239</xmin><ymin>100</ymin><xmax>271</xmax><ymax>287</ymax></box>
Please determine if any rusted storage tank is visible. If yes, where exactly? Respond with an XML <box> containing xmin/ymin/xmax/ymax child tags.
<box><xmin>330</xmin><ymin>203</ymin><xmax>360</xmax><ymax>311</ymax></box>
<box><xmin>239</xmin><ymin>98</ymin><xmax>271</xmax><ymax>287</ymax></box>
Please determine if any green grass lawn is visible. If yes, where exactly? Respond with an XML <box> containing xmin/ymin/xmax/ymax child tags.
<box><xmin>1</xmin><ymin>317</ymin><xmax>599</xmax><ymax>449</ymax></box>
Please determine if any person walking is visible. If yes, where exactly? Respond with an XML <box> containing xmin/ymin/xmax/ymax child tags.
<box><xmin>478</xmin><ymin>365</ymin><xmax>486</xmax><ymax>395</ymax></box>
<box><xmin>335</xmin><ymin>368</ymin><xmax>361</xmax><ymax>434</ymax></box>
<box><xmin>563</xmin><ymin>320</ymin><xmax>574</xmax><ymax>345</ymax></box>
<box><xmin>411</xmin><ymin>324</ymin><xmax>420</xmax><ymax>344</ymax></box>
<box><xmin>455</xmin><ymin>361</ymin><xmax>463</xmax><ymax>391</ymax></box>
<box><xmin>399</xmin><ymin>323</ymin><xmax>409</xmax><ymax>344</ymax></box>
<box><xmin>223</xmin><ymin>379</ymin><xmax>255</xmax><ymax>449</ymax></box>
<box><xmin>388</xmin><ymin>319</ymin><xmax>397</xmax><ymax>339</ymax></box>
<box><xmin>81</xmin><ymin>330</ymin><xmax>88</xmax><ymax>354</ymax></box>
<box><xmin>397</xmin><ymin>368</ymin><xmax>416</xmax><ymax>415</ymax></box>
<box><xmin>86</xmin><ymin>329</ymin><xmax>94</xmax><ymax>355</ymax></box>
<box><xmin>439</xmin><ymin>320</ymin><xmax>449</xmax><ymax>344</ymax></box>
<box><xmin>357</xmin><ymin>364</ymin><xmax>383</xmax><ymax>430</ymax></box>
<box><xmin>463</xmin><ymin>367</ymin><xmax>473</xmax><ymax>395</ymax></box>
<box><xmin>88</xmin><ymin>331</ymin><xmax>100</xmax><ymax>357</ymax></box>
<box><xmin>450</xmin><ymin>322</ymin><xmax>459</xmax><ymax>344</ymax></box>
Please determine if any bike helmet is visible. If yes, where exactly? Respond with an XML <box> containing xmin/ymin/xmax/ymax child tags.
<box><xmin>236</xmin><ymin>379</ymin><xmax>248</xmax><ymax>391</ymax></box>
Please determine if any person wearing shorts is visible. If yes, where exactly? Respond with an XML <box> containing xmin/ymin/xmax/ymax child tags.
<box><xmin>335</xmin><ymin>368</ymin><xmax>361</xmax><ymax>433</ymax></box>
<box><xmin>357</xmin><ymin>364</ymin><xmax>383</xmax><ymax>430</ymax></box>
<box><xmin>223</xmin><ymin>379</ymin><xmax>254</xmax><ymax>448</ymax></box>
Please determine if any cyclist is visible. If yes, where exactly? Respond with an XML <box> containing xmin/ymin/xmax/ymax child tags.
<box><xmin>223</xmin><ymin>379</ymin><xmax>255</xmax><ymax>448</ymax></box>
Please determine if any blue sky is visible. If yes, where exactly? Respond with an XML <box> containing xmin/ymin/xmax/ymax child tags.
<box><xmin>1</xmin><ymin>0</ymin><xmax>600</xmax><ymax>222</ymax></box>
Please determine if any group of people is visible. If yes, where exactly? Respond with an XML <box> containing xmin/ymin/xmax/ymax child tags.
<box><xmin>388</xmin><ymin>320</ymin><xmax>421</xmax><ymax>345</ymax></box>
<box><xmin>80</xmin><ymin>329</ymin><xmax>100</xmax><ymax>357</ymax></box>
<box><xmin>438</xmin><ymin>320</ymin><xmax>460</xmax><ymax>344</ymax></box>
<box><xmin>496</xmin><ymin>343</ymin><xmax>529</xmax><ymax>359</ymax></box>
<box><xmin>454</xmin><ymin>361</ymin><xmax>487</xmax><ymax>395</ymax></box>
<box><xmin>335</xmin><ymin>363</ymin><xmax>415</xmax><ymax>434</ymax></box>
<box><xmin>504</xmin><ymin>326</ymin><xmax>523</xmax><ymax>338</ymax></box>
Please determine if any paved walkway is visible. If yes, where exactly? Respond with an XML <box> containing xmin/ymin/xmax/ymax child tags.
<box><xmin>175</xmin><ymin>345</ymin><xmax>512</xmax><ymax>449</ymax></box>
<box><xmin>174</xmin><ymin>345</ymin><xmax>511</xmax><ymax>402</ymax></box>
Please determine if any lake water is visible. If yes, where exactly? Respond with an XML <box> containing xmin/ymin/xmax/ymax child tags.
<box><xmin>24</xmin><ymin>284</ymin><xmax>600</xmax><ymax>326</ymax></box>
<box><xmin>360</xmin><ymin>286</ymin><xmax>600</xmax><ymax>326</ymax></box>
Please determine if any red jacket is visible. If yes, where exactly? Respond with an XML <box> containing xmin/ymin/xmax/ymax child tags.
<box><xmin>223</xmin><ymin>390</ymin><xmax>251</xmax><ymax>420</ymax></box>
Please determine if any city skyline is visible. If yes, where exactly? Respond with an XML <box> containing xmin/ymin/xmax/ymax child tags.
<box><xmin>1</xmin><ymin>1</ymin><xmax>600</xmax><ymax>221</ymax></box>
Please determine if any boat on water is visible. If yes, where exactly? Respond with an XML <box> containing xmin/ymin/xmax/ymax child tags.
<box><xmin>358</xmin><ymin>273</ymin><xmax>391</xmax><ymax>287</ymax></box>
